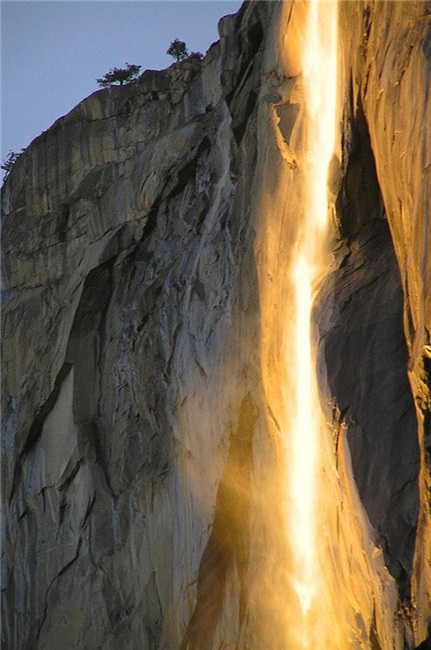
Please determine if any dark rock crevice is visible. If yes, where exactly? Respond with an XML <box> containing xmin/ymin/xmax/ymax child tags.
<box><xmin>8</xmin><ymin>362</ymin><xmax>73</xmax><ymax>503</ymax></box>
<box><xmin>167</xmin><ymin>136</ymin><xmax>212</xmax><ymax>200</ymax></box>
<box><xmin>65</xmin><ymin>260</ymin><xmax>113</xmax><ymax>422</ymax></box>
<box><xmin>336</xmin><ymin>92</ymin><xmax>385</xmax><ymax>237</ymax></box>
<box><xmin>319</xmin><ymin>93</ymin><xmax>421</xmax><ymax>601</ymax></box>
<box><xmin>18</xmin><ymin>362</ymin><xmax>73</xmax><ymax>459</ymax></box>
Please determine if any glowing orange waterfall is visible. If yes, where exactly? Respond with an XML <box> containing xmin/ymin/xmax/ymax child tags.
<box><xmin>254</xmin><ymin>0</ymin><xmax>406</xmax><ymax>646</ymax></box>
<box><xmin>285</xmin><ymin>0</ymin><xmax>338</xmax><ymax>644</ymax></box>
<box><xmin>277</xmin><ymin>2</ymin><xmax>403</xmax><ymax>647</ymax></box>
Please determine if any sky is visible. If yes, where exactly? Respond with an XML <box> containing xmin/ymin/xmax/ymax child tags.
<box><xmin>1</xmin><ymin>0</ymin><xmax>242</xmax><ymax>165</ymax></box>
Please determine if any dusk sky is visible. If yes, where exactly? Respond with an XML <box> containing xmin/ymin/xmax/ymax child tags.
<box><xmin>1</xmin><ymin>0</ymin><xmax>242</xmax><ymax>166</ymax></box>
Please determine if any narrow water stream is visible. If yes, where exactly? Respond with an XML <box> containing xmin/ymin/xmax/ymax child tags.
<box><xmin>286</xmin><ymin>0</ymin><xmax>338</xmax><ymax>641</ymax></box>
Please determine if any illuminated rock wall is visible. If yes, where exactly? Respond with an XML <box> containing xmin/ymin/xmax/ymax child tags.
<box><xmin>1</xmin><ymin>1</ymin><xmax>430</xmax><ymax>648</ymax></box>
<box><xmin>335</xmin><ymin>2</ymin><xmax>431</xmax><ymax>641</ymax></box>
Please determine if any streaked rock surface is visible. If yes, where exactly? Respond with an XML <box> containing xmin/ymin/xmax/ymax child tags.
<box><xmin>2</xmin><ymin>1</ymin><xmax>430</xmax><ymax>648</ymax></box>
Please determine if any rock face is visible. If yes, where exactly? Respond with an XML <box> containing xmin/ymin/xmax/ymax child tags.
<box><xmin>336</xmin><ymin>0</ymin><xmax>431</xmax><ymax>631</ymax></box>
<box><xmin>1</xmin><ymin>1</ymin><xmax>430</xmax><ymax>649</ymax></box>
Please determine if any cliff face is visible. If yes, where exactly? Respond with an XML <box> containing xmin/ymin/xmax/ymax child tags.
<box><xmin>337</xmin><ymin>1</ymin><xmax>431</xmax><ymax>629</ymax></box>
<box><xmin>332</xmin><ymin>0</ymin><xmax>431</xmax><ymax>612</ymax></box>
<box><xmin>1</xmin><ymin>1</ymin><xmax>430</xmax><ymax>649</ymax></box>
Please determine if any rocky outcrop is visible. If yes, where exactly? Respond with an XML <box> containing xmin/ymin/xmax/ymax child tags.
<box><xmin>2</xmin><ymin>1</ymin><xmax>430</xmax><ymax>648</ymax></box>
<box><xmin>337</xmin><ymin>1</ymin><xmax>431</xmax><ymax>635</ymax></box>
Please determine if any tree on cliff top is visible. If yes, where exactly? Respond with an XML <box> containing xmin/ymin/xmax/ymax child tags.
<box><xmin>1</xmin><ymin>149</ymin><xmax>24</xmax><ymax>179</ymax></box>
<box><xmin>167</xmin><ymin>39</ymin><xmax>188</xmax><ymax>62</ymax></box>
<box><xmin>96</xmin><ymin>62</ymin><xmax>141</xmax><ymax>87</ymax></box>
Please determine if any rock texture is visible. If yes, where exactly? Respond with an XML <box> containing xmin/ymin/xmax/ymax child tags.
<box><xmin>336</xmin><ymin>2</ymin><xmax>431</xmax><ymax>637</ymax></box>
<box><xmin>1</xmin><ymin>1</ymin><xmax>430</xmax><ymax>648</ymax></box>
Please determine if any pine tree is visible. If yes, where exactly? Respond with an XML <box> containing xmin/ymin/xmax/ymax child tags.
<box><xmin>167</xmin><ymin>39</ymin><xmax>188</xmax><ymax>62</ymax></box>
<box><xmin>96</xmin><ymin>62</ymin><xmax>141</xmax><ymax>87</ymax></box>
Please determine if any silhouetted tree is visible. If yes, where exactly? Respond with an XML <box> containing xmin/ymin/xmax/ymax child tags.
<box><xmin>96</xmin><ymin>62</ymin><xmax>141</xmax><ymax>87</ymax></box>
<box><xmin>1</xmin><ymin>149</ymin><xmax>24</xmax><ymax>177</ymax></box>
<box><xmin>167</xmin><ymin>39</ymin><xmax>188</xmax><ymax>62</ymax></box>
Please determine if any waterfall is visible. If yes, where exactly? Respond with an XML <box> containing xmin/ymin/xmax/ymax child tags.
<box><xmin>274</xmin><ymin>1</ymin><xmax>404</xmax><ymax>646</ymax></box>
<box><xmin>284</xmin><ymin>0</ymin><xmax>339</xmax><ymax>645</ymax></box>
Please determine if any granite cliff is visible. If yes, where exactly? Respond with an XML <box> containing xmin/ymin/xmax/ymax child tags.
<box><xmin>2</xmin><ymin>1</ymin><xmax>430</xmax><ymax>648</ymax></box>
